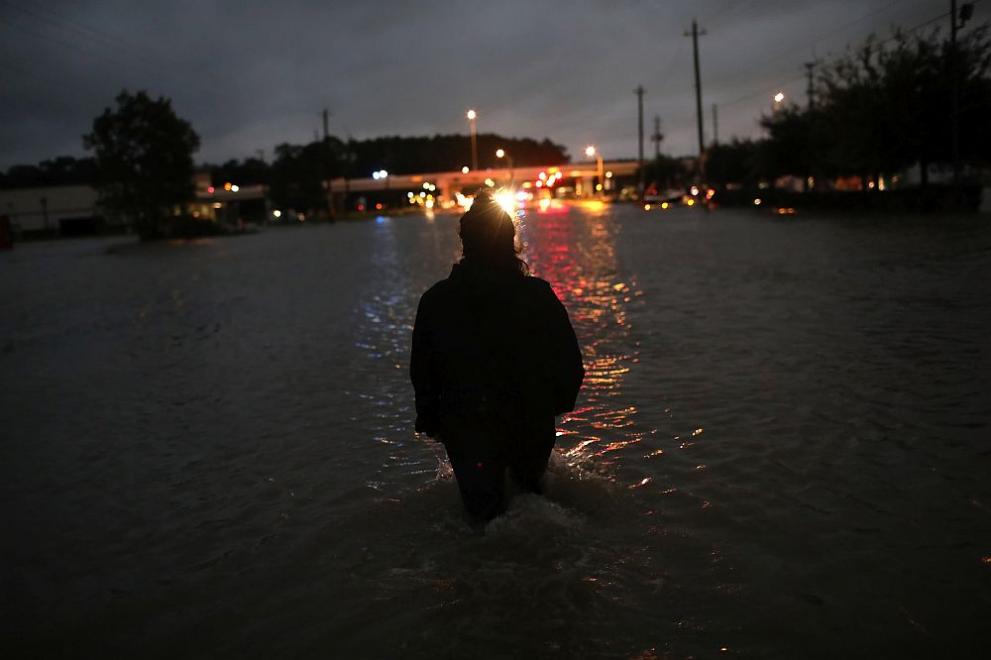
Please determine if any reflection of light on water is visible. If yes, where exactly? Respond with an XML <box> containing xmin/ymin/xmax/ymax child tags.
<box><xmin>521</xmin><ymin>211</ymin><xmax>654</xmax><ymax>477</ymax></box>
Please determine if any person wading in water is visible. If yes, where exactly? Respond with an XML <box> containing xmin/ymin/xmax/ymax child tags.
<box><xmin>410</xmin><ymin>191</ymin><xmax>584</xmax><ymax>522</ymax></box>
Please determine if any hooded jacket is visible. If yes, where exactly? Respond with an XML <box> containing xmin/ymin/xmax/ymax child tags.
<box><xmin>410</xmin><ymin>261</ymin><xmax>584</xmax><ymax>446</ymax></box>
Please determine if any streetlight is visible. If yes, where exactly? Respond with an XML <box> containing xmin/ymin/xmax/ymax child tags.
<box><xmin>495</xmin><ymin>148</ymin><xmax>513</xmax><ymax>185</ymax></box>
<box><xmin>372</xmin><ymin>168</ymin><xmax>389</xmax><ymax>193</ymax></box>
<box><xmin>585</xmin><ymin>145</ymin><xmax>605</xmax><ymax>198</ymax></box>
<box><xmin>772</xmin><ymin>91</ymin><xmax>785</xmax><ymax>115</ymax></box>
<box><xmin>466</xmin><ymin>109</ymin><xmax>478</xmax><ymax>171</ymax></box>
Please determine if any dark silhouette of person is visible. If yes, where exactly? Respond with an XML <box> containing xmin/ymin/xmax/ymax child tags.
<box><xmin>410</xmin><ymin>191</ymin><xmax>584</xmax><ymax>522</ymax></box>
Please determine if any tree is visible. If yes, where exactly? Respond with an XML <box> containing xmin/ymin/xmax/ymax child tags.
<box><xmin>705</xmin><ymin>138</ymin><xmax>762</xmax><ymax>186</ymax></box>
<box><xmin>84</xmin><ymin>90</ymin><xmax>199</xmax><ymax>239</ymax></box>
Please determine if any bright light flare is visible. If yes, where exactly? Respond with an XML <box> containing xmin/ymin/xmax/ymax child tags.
<box><xmin>466</xmin><ymin>109</ymin><xmax>477</xmax><ymax>120</ymax></box>
<box><xmin>773</xmin><ymin>92</ymin><xmax>785</xmax><ymax>103</ymax></box>
<box><xmin>494</xmin><ymin>189</ymin><xmax>516</xmax><ymax>215</ymax></box>
<box><xmin>584</xmin><ymin>145</ymin><xmax>596</xmax><ymax>158</ymax></box>
<box><xmin>461</xmin><ymin>166</ymin><xmax>470</xmax><ymax>174</ymax></box>
<box><xmin>495</xmin><ymin>148</ymin><xmax>505</xmax><ymax>159</ymax></box>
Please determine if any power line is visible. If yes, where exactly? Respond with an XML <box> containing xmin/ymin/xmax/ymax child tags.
<box><xmin>717</xmin><ymin>7</ymin><xmax>957</xmax><ymax>111</ymax></box>
<box><xmin>707</xmin><ymin>0</ymin><xmax>910</xmax><ymax>91</ymax></box>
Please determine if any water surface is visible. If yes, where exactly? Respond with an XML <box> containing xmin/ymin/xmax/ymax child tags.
<box><xmin>2</xmin><ymin>206</ymin><xmax>989</xmax><ymax>658</ymax></box>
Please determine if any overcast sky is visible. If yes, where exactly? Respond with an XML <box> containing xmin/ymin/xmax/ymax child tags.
<box><xmin>1</xmin><ymin>0</ymin><xmax>978</xmax><ymax>169</ymax></box>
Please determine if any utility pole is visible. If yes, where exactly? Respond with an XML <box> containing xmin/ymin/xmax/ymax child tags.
<box><xmin>635</xmin><ymin>85</ymin><xmax>645</xmax><ymax>198</ymax></box>
<box><xmin>651</xmin><ymin>115</ymin><xmax>663</xmax><ymax>161</ymax></box>
<box><xmin>711</xmin><ymin>104</ymin><xmax>719</xmax><ymax>146</ymax></box>
<box><xmin>684</xmin><ymin>18</ymin><xmax>707</xmax><ymax>164</ymax></box>
<box><xmin>804</xmin><ymin>61</ymin><xmax>816</xmax><ymax>111</ymax></box>
<box><xmin>950</xmin><ymin>0</ymin><xmax>960</xmax><ymax>186</ymax></box>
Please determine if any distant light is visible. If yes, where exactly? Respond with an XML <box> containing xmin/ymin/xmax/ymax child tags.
<box><xmin>375</xmin><ymin>203</ymin><xmax>383</xmax><ymax>210</ymax></box>
<box><xmin>535</xmin><ymin>180</ymin><xmax>543</xmax><ymax>188</ymax></box>
<box><xmin>407</xmin><ymin>192</ymin><xmax>414</xmax><ymax>198</ymax></box>
<box><xmin>538</xmin><ymin>171</ymin><xmax>547</xmax><ymax>181</ymax></box>
<box><xmin>230</xmin><ymin>184</ymin><xmax>239</xmax><ymax>192</ymax></box>
<box><xmin>584</xmin><ymin>145</ymin><xmax>596</xmax><ymax>158</ymax></box>
<box><xmin>643</xmin><ymin>204</ymin><xmax>652</xmax><ymax>211</ymax></box>
<box><xmin>272</xmin><ymin>209</ymin><xmax>282</xmax><ymax>218</ymax></box>
<box><xmin>461</xmin><ymin>166</ymin><xmax>470</xmax><ymax>174</ymax></box>
<box><xmin>422</xmin><ymin>182</ymin><xmax>430</xmax><ymax>189</ymax></box>
<box><xmin>484</xmin><ymin>178</ymin><xmax>495</xmax><ymax>187</ymax></box>
<box><xmin>660</xmin><ymin>202</ymin><xmax>669</xmax><ymax>209</ymax></box>
<box><xmin>773</xmin><ymin>92</ymin><xmax>785</xmax><ymax>103</ymax></box>
<box><xmin>212</xmin><ymin>202</ymin><xmax>222</xmax><ymax>209</ymax></box>
<box><xmin>466</xmin><ymin>109</ymin><xmax>477</xmax><ymax>120</ymax></box>
<box><xmin>605</xmin><ymin>171</ymin><xmax>613</xmax><ymax>178</ymax></box>
<box><xmin>495</xmin><ymin>148</ymin><xmax>505</xmax><ymax>159</ymax></box>
<box><xmin>595</xmin><ymin>183</ymin><xmax>603</xmax><ymax>191</ymax></box>
<box><xmin>207</xmin><ymin>186</ymin><xmax>215</xmax><ymax>194</ymax></box>
<box><xmin>419</xmin><ymin>191</ymin><xmax>426</xmax><ymax>198</ymax></box>
<box><xmin>753</xmin><ymin>198</ymin><xmax>762</xmax><ymax>206</ymax></box>
<box><xmin>223</xmin><ymin>182</ymin><xmax>232</xmax><ymax>191</ymax></box>
<box><xmin>686</xmin><ymin>198</ymin><xmax>695</xmax><ymax>206</ymax></box>
<box><xmin>690</xmin><ymin>185</ymin><xmax>700</xmax><ymax>196</ymax></box>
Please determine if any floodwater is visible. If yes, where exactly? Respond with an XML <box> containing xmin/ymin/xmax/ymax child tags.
<box><xmin>1</xmin><ymin>205</ymin><xmax>989</xmax><ymax>658</ymax></box>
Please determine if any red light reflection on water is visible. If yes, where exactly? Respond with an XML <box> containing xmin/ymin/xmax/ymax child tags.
<box><xmin>519</xmin><ymin>211</ymin><xmax>648</xmax><ymax>473</ymax></box>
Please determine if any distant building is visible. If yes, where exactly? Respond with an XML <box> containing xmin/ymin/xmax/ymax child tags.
<box><xmin>0</xmin><ymin>185</ymin><xmax>111</xmax><ymax>236</ymax></box>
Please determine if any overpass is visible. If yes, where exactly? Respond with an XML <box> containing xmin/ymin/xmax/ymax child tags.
<box><xmin>326</xmin><ymin>160</ymin><xmax>639</xmax><ymax>209</ymax></box>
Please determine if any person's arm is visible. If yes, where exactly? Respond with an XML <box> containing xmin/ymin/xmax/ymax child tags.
<box><xmin>410</xmin><ymin>291</ymin><xmax>441</xmax><ymax>436</ymax></box>
<box><xmin>544</xmin><ymin>284</ymin><xmax>584</xmax><ymax>415</ymax></box>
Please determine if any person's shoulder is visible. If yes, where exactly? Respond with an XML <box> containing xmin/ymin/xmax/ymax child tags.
<box><xmin>420</xmin><ymin>278</ymin><xmax>453</xmax><ymax>302</ymax></box>
<box><xmin>522</xmin><ymin>275</ymin><xmax>557</xmax><ymax>296</ymax></box>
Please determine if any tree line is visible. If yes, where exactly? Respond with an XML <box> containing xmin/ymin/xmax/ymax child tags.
<box><xmin>703</xmin><ymin>23</ymin><xmax>991</xmax><ymax>190</ymax></box>
<box><xmin>1</xmin><ymin>95</ymin><xmax>568</xmax><ymax>239</ymax></box>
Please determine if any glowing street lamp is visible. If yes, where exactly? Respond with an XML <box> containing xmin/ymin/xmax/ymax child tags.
<box><xmin>585</xmin><ymin>145</ymin><xmax>605</xmax><ymax>198</ymax></box>
<box><xmin>372</xmin><ymin>169</ymin><xmax>389</xmax><ymax>194</ymax></box>
<box><xmin>495</xmin><ymin>148</ymin><xmax>514</xmax><ymax>185</ymax></box>
<box><xmin>466</xmin><ymin>109</ymin><xmax>478</xmax><ymax>171</ymax></box>
<box><xmin>772</xmin><ymin>91</ymin><xmax>785</xmax><ymax>115</ymax></box>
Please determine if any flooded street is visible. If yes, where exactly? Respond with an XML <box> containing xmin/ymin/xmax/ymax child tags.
<box><xmin>2</xmin><ymin>205</ymin><xmax>989</xmax><ymax>658</ymax></box>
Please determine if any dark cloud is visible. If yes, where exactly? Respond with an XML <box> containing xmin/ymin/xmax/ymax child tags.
<box><xmin>0</xmin><ymin>0</ymin><xmax>971</xmax><ymax>168</ymax></box>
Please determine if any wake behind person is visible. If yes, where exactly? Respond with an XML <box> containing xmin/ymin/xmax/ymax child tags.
<box><xmin>410</xmin><ymin>191</ymin><xmax>584</xmax><ymax>523</ymax></box>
